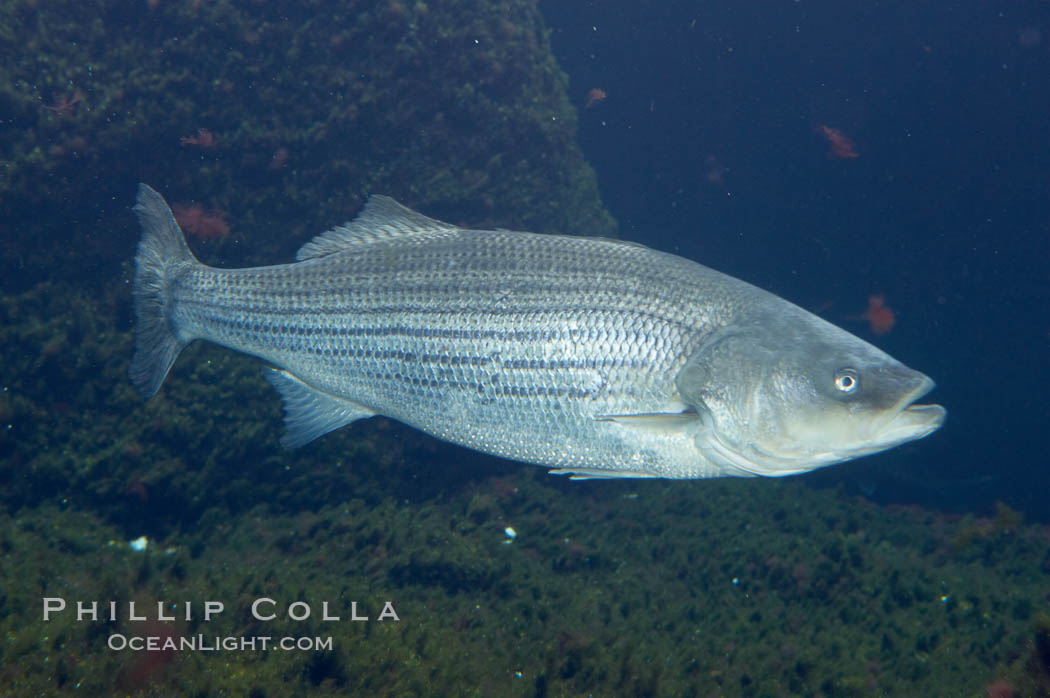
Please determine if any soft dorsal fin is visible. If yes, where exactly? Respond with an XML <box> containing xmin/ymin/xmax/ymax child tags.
<box><xmin>296</xmin><ymin>195</ymin><xmax>460</xmax><ymax>261</ymax></box>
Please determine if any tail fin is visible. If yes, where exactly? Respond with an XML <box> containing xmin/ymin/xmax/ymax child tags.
<box><xmin>129</xmin><ymin>183</ymin><xmax>200</xmax><ymax>397</ymax></box>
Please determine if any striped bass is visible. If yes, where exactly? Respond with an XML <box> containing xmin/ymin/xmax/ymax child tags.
<box><xmin>130</xmin><ymin>184</ymin><xmax>945</xmax><ymax>479</ymax></box>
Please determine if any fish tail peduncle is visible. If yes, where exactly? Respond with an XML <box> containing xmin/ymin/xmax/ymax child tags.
<box><xmin>129</xmin><ymin>183</ymin><xmax>201</xmax><ymax>397</ymax></box>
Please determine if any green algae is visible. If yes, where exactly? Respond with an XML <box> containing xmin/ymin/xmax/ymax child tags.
<box><xmin>2</xmin><ymin>443</ymin><xmax>1049</xmax><ymax>695</ymax></box>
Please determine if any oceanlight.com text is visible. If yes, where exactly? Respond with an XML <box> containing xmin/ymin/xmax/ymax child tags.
<box><xmin>108</xmin><ymin>633</ymin><xmax>334</xmax><ymax>652</ymax></box>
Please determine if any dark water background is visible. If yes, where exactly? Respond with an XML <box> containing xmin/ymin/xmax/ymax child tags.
<box><xmin>544</xmin><ymin>0</ymin><xmax>1050</xmax><ymax>519</ymax></box>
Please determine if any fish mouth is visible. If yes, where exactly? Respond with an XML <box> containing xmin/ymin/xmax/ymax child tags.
<box><xmin>873</xmin><ymin>375</ymin><xmax>946</xmax><ymax>448</ymax></box>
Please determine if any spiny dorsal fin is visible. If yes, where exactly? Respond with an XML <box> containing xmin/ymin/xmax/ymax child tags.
<box><xmin>296</xmin><ymin>195</ymin><xmax>460</xmax><ymax>261</ymax></box>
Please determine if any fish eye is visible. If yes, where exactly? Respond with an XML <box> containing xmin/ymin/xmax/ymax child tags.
<box><xmin>833</xmin><ymin>369</ymin><xmax>859</xmax><ymax>393</ymax></box>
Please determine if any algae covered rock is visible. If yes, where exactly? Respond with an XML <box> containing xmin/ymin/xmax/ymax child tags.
<box><xmin>0</xmin><ymin>0</ymin><xmax>614</xmax><ymax>282</ymax></box>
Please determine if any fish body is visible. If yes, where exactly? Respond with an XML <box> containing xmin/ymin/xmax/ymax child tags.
<box><xmin>131</xmin><ymin>184</ymin><xmax>944</xmax><ymax>478</ymax></box>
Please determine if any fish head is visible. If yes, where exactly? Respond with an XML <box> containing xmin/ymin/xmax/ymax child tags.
<box><xmin>677</xmin><ymin>305</ymin><xmax>946</xmax><ymax>477</ymax></box>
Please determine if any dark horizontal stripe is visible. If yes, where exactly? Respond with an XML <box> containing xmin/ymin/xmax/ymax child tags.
<box><xmin>364</xmin><ymin>372</ymin><xmax>597</xmax><ymax>402</ymax></box>
<box><xmin>201</xmin><ymin>315</ymin><xmax>651</xmax><ymax>374</ymax></box>
<box><xmin>185</xmin><ymin>301</ymin><xmax>684</xmax><ymax>326</ymax></box>
<box><xmin>192</xmin><ymin>312</ymin><xmax>679</xmax><ymax>350</ymax></box>
<box><xmin>177</xmin><ymin>290</ymin><xmax>692</xmax><ymax>328</ymax></box>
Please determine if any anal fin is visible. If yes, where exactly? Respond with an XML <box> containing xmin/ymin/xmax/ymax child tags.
<box><xmin>548</xmin><ymin>468</ymin><xmax>661</xmax><ymax>480</ymax></box>
<box><xmin>265</xmin><ymin>369</ymin><xmax>376</xmax><ymax>448</ymax></box>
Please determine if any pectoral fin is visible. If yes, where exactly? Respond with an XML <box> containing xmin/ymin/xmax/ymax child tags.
<box><xmin>265</xmin><ymin>369</ymin><xmax>376</xmax><ymax>448</ymax></box>
<box><xmin>595</xmin><ymin>411</ymin><xmax>700</xmax><ymax>433</ymax></box>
